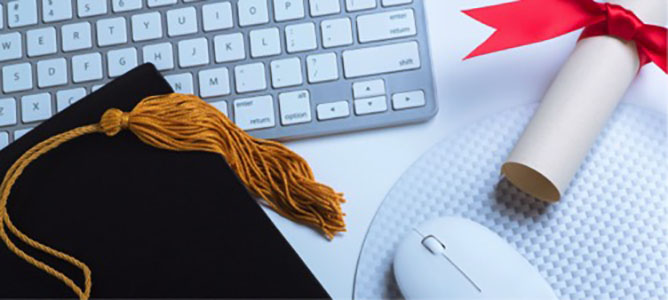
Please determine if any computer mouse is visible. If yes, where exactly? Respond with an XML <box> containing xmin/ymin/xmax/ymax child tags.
<box><xmin>393</xmin><ymin>217</ymin><xmax>558</xmax><ymax>300</ymax></box>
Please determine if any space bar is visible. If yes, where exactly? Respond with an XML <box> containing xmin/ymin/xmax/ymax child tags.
<box><xmin>342</xmin><ymin>41</ymin><xmax>421</xmax><ymax>78</ymax></box>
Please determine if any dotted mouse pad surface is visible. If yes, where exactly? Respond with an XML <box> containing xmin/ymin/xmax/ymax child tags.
<box><xmin>353</xmin><ymin>104</ymin><xmax>667</xmax><ymax>299</ymax></box>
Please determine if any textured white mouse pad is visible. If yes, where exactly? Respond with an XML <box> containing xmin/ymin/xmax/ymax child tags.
<box><xmin>353</xmin><ymin>104</ymin><xmax>667</xmax><ymax>299</ymax></box>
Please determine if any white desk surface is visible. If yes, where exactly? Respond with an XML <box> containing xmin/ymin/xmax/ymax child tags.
<box><xmin>263</xmin><ymin>0</ymin><xmax>668</xmax><ymax>298</ymax></box>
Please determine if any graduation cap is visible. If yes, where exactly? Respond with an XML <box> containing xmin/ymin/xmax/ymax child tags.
<box><xmin>0</xmin><ymin>64</ymin><xmax>341</xmax><ymax>299</ymax></box>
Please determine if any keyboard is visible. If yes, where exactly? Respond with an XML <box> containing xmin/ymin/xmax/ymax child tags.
<box><xmin>0</xmin><ymin>0</ymin><xmax>436</xmax><ymax>148</ymax></box>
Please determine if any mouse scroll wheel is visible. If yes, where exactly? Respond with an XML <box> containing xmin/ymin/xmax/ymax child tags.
<box><xmin>421</xmin><ymin>235</ymin><xmax>446</xmax><ymax>255</ymax></box>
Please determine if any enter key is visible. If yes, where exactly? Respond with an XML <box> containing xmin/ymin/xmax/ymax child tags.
<box><xmin>357</xmin><ymin>9</ymin><xmax>417</xmax><ymax>43</ymax></box>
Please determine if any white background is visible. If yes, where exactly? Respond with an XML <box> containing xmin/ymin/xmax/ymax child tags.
<box><xmin>262</xmin><ymin>0</ymin><xmax>668</xmax><ymax>298</ymax></box>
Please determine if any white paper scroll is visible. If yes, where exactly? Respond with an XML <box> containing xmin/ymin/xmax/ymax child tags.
<box><xmin>501</xmin><ymin>0</ymin><xmax>667</xmax><ymax>202</ymax></box>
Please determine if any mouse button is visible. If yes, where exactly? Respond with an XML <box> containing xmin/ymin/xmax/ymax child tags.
<box><xmin>421</xmin><ymin>235</ymin><xmax>445</xmax><ymax>255</ymax></box>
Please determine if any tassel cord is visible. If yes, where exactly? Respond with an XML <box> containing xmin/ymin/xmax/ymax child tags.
<box><xmin>0</xmin><ymin>124</ymin><xmax>99</xmax><ymax>300</ymax></box>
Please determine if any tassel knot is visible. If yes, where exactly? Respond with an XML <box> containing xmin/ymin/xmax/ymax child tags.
<box><xmin>100</xmin><ymin>108</ymin><xmax>130</xmax><ymax>136</ymax></box>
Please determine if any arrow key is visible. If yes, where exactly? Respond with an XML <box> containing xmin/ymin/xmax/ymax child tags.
<box><xmin>317</xmin><ymin>101</ymin><xmax>349</xmax><ymax>120</ymax></box>
<box><xmin>392</xmin><ymin>90</ymin><xmax>425</xmax><ymax>110</ymax></box>
<box><xmin>354</xmin><ymin>96</ymin><xmax>387</xmax><ymax>115</ymax></box>
<box><xmin>353</xmin><ymin>79</ymin><xmax>385</xmax><ymax>99</ymax></box>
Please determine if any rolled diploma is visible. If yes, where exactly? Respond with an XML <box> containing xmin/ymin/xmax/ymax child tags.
<box><xmin>501</xmin><ymin>0</ymin><xmax>666</xmax><ymax>202</ymax></box>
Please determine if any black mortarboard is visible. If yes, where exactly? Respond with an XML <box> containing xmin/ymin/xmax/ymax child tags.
<box><xmin>0</xmin><ymin>64</ymin><xmax>331</xmax><ymax>299</ymax></box>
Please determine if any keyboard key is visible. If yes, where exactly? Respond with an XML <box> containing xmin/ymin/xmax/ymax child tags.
<box><xmin>97</xmin><ymin>17</ymin><xmax>127</xmax><ymax>47</ymax></box>
<box><xmin>238</xmin><ymin>0</ymin><xmax>269</xmax><ymax>27</ymax></box>
<box><xmin>392</xmin><ymin>90</ymin><xmax>425</xmax><ymax>110</ymax></box>
<box><xmin>112</xmin><ymin>0</ymin><xmax>142</xmax><ymax>12</ymax></box>
<box><xmin>164</xmin><ymin>73</ymin><xmax>194</xmax><ymax>94</ymax></box>
<box><xmin>250</xmin><ymin>27</ymin><xmax>281</xmax><ymax>58</ymax></box>
<box><xmin>274</xmin><ymin>0</ymin><xmax>305</xmax><ymax>22</ymax></box>
<box><xmin>214</xmin><ymin>33</ymin><xmax>246</xmax><ymax>63</ymax></box>
<box><xmin>279</xmin><ymin>90</ymin><xmax>311</xmax><ymax>125</ymax></box>
<box><xmin>27</xmin><ymin>27</ymin><xmax>57</xmax><ymax>57</ymax></box>
<box><xmin>210</xmin><ymin>100</ymin><xmax>229</xmax><ymax>117</ymax></box>
<box><xmin>199</xmin><ymin>67</ymin><xmax>230</xmax><ymax>98</ymax></box>
<box><xmin>0</xmin><ymin>33</ymin><xmax>23</xmax><ymax>62</ymax></box>
<box><xmin>21</xmin><ymin>93</ymin><xmax>52</xmax><ymax>123</ymax></box>
<box><xmin>131</xmin><ymin>12</ymin><xmax>162</xmax><ymax>42</ymax></box>
<box><xmin>234</xmin><ymin>95</ymin><xmax>275</xmax><ymax>130</ymax></box>
<box><xmin>167</xmin><ymin>7</ymin><xmax>198</xmax><ymax>37</ymax></box>
<box><xmin>147</xmin><ymin>0</ymin><xmax>177</xmax><ymax>7</ymax></box>
<box><xmin>0</xmin><ymin>98</ymin><xmax>18</xmax><ymax>127</ymax></box>
<box><xmin>77</xmin><ymin>0</ymin><xmax>107</xmax><ymax>18</ymax></box>
<box><xmin>14</xmin><ymin>128</ymin><xmax>33</xmax><ymax>140</ymax></box>
<box><xmin>0</xmin><ymin>5</ymin><xmax>3</xmax><ymax>29</ymax></box>
<box><xmin>321</xmin><ymin>18</ymin><xmax>353</xmax><ymax>48</ymax></box>
<box><xmin>0</xmin><ymin>132</ymin><xmax>8</xmax><ymax>149</ymax></box>
<box><xmin>285</xmin><ymin>23</ymin><xmax>317</xmax><ymax>53</ymax></box>
<box><xmin>56</xmin><ymin>88</ymin><xmax>86</xmax><ymax>112</ymax></box>
<box><xmin>317</xmin><ymin>101</ymin><xmax>349</xmax><ymax>120</ymax></box>
<box><xmin>72</xmin><ymin>52</ymin><xmax>102</xmax><ymax>82</ymax></box>
<box><xmin>37</xmin><ymin>58</ymin><xmax>68</xmax><ymax>88</ymax></box>
<box><xmin>346</xmin><ymin>0</ymin><xmax>376</xmax><ymax>11</ymax></box>
<box><xmin>235</xmin><ymin>63</ymin><xmax>267</xmax><ymax>93</ymax></box>
<box><xmin>8</xmin><ymin>0</ymin><xmax>38</xmax><ymax>28</ymax></box>
<box><xmin>42</xmin><ymin>0</ymin><xmax>73</xmax><ymax>23</ymax></box>
<box><xmin>382</xmin><ymin>0</ymin><xmax>412</xmax><ymax>6</ymax></box>
<box><xmin>270</xmin><ymin>57</ymin><xmax>303</xmax><ymax>88</ymax></box>
<box><xmin>2</xmin><ymin>63</ymin><xmax>33</xmax><ymax>93</ymax></box>
<box><xmin>306</xmin><ymin>52</ymin><xmax>339</xmax><ymax>83</ymax></box>
<box><xmin>62</xmin><ymin>22</ymin><xmax>92</xmax><ymax>52</ymax></box>
<box><xmin>107</xmin><ymin>47</ymin><xmax>138</xmax><ymax>77</ymax></box>
<box><xmin>309</xmin><ymin>0</ymin><xmax>340</xmax><ymax>17</ymax></box>
<box><xmin>202</xmin><ymin>2</ymin><xmax>233</xmax><ymax>32</ymax></box>
<box><xmin>178</xmin><ymin>38</ymin><xmax>210</xmax><ymax>68</ymax></box>
<box><xmin>143</xmin><ymin>43</ymin><xmax>174</xmax><ymax>71</ymax></box>
<box><xmin>353</xmin><ymin>79</ymin><xmax>385</xmax><ymax>98</ymax></box>
<box><xmin>342</xmin><ymin>41</ymin><xmax>420</xmax><ymax>78</ymax></box>
<box><xmin>357</xmin><ymin>9</ymin><xmax>416</xmax><ymax>43</ymax></box>
<box><xmin>354</xmin><ymin>96</ymin><xmax>387</xmax><ymax>115</ymax></box>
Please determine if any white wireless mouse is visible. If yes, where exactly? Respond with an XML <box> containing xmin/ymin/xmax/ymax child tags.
<box><xmin>393</xmin><ymin>217</ymin><xmax>558</xmax><ymax>300</ymax></box>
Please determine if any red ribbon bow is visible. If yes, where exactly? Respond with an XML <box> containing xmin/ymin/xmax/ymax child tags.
<box><xmin>464</xmin><ymin>0</ymin><xmax>667</xmax><ymax>73</ymax></box>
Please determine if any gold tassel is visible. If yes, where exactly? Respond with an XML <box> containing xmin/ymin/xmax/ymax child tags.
<box><xmin>0</xmin><ymin>93</ymin><xmax>346</xmax><ymax>300</ymax></box>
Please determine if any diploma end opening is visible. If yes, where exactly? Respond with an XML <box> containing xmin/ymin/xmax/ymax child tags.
<box><xmin>501</xmin><ymin>162</ymin><xmax>561</xmax><ymax>203</ymax></box>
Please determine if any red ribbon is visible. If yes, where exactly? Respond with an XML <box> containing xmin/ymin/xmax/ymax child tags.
<box><xmin>463</xmin><ymin>0</ymin><xmax>667</xmax><ymax>73</ymax></box>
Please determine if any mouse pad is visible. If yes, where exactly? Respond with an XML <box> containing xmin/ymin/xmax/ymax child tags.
<box><xmin>353</xmin><ymin>103</ymin><xmax>667</xmax><ymax>299</ymax></box>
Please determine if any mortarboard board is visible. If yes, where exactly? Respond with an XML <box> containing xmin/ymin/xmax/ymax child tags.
<box><xmin>0</xmin><ymin>64</ymin><xmax>332</xmax><ymax>299</ymax></box>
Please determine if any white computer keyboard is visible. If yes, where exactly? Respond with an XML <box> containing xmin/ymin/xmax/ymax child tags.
<box><xmin>0</xmin><ymin>0</ymin><xmax>436</xmax><ymax>148</ymax></box>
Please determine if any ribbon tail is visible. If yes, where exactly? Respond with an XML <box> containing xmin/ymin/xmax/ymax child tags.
<box><xmin>636</xmin><ymin>25</ymin><xmax>667</xmax><ymax>73</ymax></box>
<box><xmin>463</xmin><ymin>0</ymin><xmax>605</xmax><ymax>60</ymax></box>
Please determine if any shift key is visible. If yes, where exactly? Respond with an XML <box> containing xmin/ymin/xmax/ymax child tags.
<box><xmin>342</xmin><ymin>41</ymin><xmax>420</xmax><ymax>78</ymax></box>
